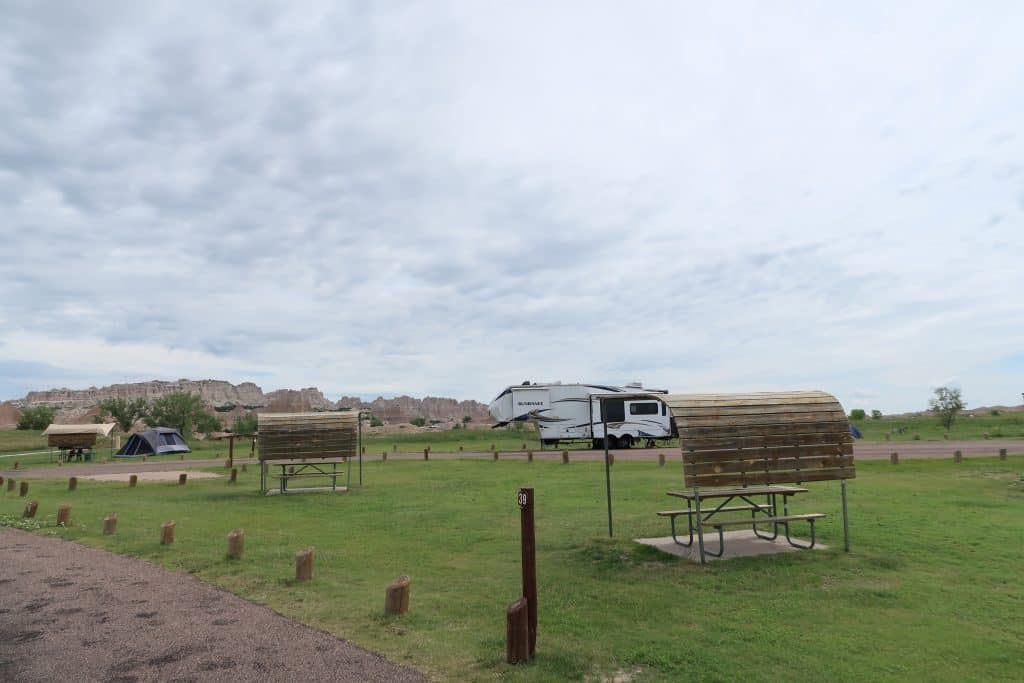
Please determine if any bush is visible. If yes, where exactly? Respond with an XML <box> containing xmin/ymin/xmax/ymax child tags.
<box><xmin>913</xmin><ymin>434</ymin><xmax>921</xmax><ymax>440</ymax></box>
<box><xmin>990</xmin><ymin>409</ymin><xmax>1001</xmax><ymax>416</ymax></box>
<box><xmin>370</xmin><ymin>417</ymin><xmax>384</xmax><ymax>428</ymax></box>
<box><xmin>410</xmin><ymin>417</ymin><xmax>426</xmax><ymax>427</ymax></box>
<box><xmin>850</xmin><ymin>409</ymin><xmax>866</xmax><ymax>421</ymax></box>
<box><xmin>17</xmin><ymin>406</ymin><xmax>55</xmax><ymax>430</ymax></box>
<box><xmin>871</xmin><ymin>410</ymin><xmax>882</xmax><ymax>419</ymax></box>
<box><xmin>231</xmin><ymin>412</ymin><xmax>258</xmax><ymax>434</ymax></box>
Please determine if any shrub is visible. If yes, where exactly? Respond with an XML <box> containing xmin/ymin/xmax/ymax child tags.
<box><xmin>849</xmin><ymin>409</ymin><xmax>866</xmax><ymax>421</ymax></box>
<box><xmin>913</xmin><ymin>434</ymin><xmax>921</xmax><ymax>440</ymax></box>
<box><xmin>370</xmin><ymin>416</ymin><xmax>384</xmax><ymax>427</ymax></box>
<box><xmin>871</xmin><ymin>410</ymin><xmax>882</xmax><ymax>419</ymax></box>
<box><xmin>929</xmin><ymin>386</ymin><xmax>965</xmax><ymax>431</ymax></box>
<box><xmin>410</xmin><ymin>417</ymin><xmax>426</xmax><ymax>427</ymax></box>
<box><xmin>17</xmin><ymin>406</ymin><xmax>55</xmax><ymax>430</ymax></box>
<box><xmin>231</xmin><ymin>412</ymin><xmax>258</xmax><ymax>434</ymax></box>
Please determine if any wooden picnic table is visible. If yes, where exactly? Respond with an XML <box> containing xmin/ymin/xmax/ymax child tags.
<box><xmin>667</xmin><ymin>485</ymin><xmax>808</xmax><ymax>500</ymax></box>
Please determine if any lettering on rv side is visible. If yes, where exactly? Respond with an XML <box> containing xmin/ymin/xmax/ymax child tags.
<box><xmin>517</xmin><ymin>401</ymin><xmax>545</xmax><ymax>406</ymax></box>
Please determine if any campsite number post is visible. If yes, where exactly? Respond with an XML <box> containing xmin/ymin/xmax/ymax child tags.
<box><xmin>518</xmin><ymin>487</ymin><xmax>537</xmax><ymax>658</ymax></box>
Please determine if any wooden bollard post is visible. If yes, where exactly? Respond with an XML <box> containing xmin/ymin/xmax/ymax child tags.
<box><xmin>518</xmin><ymin>487</ymin><xmax>537</xmax><ymax>658</ymax></box>
<box><xmin>493</xmin><ymin>451</ymin><xmax>499</xmax><ymax>461</ymax></box>
<box><xmin>890</xmin><ymin>452</ymin><xmax>899</xmax><ymax>465</ymax></box>
<box><xmin>393</xmin><ymin>444</ymin><xmax>397</xmax><ymax>453</ymax></box>
<box><xmin>999</xmin><ymin>448</ymin><xmax>1007</xmax><ymax>460</ymax></box>
<box><xmin>13</xmin><ymin>461</ymin><xmax>18</xmax><ymax>470</ymax></box>
<box><xmin>384</xmin><ymin>575</ymin><xmax>411</xmax><ymax>616</ymax></box>
<box><xmin>230</xmin><ymin>468</ymin><xmax>238</xmax><ymax>483</ymax></box>
<box><xmin>180</xmin><ymin>453</ymin><xmax>185</xmax><ymax>461</ymax></box>
<box><xmin>521</xmin><ymin>442</ymin><xmax>526</xmax><ymax>451</ymax></box>
<box><xmin>68</xmin><ymin>476</ymin><xmax>78</xmax><ymax>491</ymax></box>
<box><xmin>56</xmin><ymin>504</ymin><xmax>72</xmax><ymax>526</ymax></box>
<box><xmin>562</xmin><ymin>450</ymin><xmax>569</xmax><ymax>464</ymax></box>
<box><xmin>361</xmin><ymin>446</ymin><xmax>366</xmax><ymax>455</ymax></box>
<box><xmin>954</xmin><ymin>450</ymin><xmax>963</xmax><ymax>464</ymax></box>
<box><xmin>658</xmin><ymin>453</ymin><xmax>666</xmax><ymax>467</ymax></box>
<box><xmin>160</xmin><ymin>521</ymin><xmax>176</xmax><ymax>545</ymax></box>
<box><xmin>608</xmin><ymin>453</ymin><xmax>615</xmax><ymax>466</ymax></box>
<box><xmin>295</xmin><ymin>547</ymin><xmax>314</xmax><ymax>581</ymax></box>
<box><xmin>7</xmin><ymin>478</ymin><xmax>16</xmax><ymax>492</ymax></box>
<box><xmin>227</xmin><ymin>529</ymin><xmax>244</xmax><ymax>560</ymax></box>
<box><xmin>19</xmin><ymin>481</ymin><xmax>29</xmax><ymax>497</ymax></box>
<box><xmin>242</xmin><ymin>463</ymin><xmax>247</xmax><ymax>472</ymax></box>
<box><xmin>0</xmin><ymin>475</ymin><xmax>4</xmax><ymax>487</ymax></box>
<box><xmin>382</xmin><ymin>451</ymin><xmax>387</xmax><ymax>462</ymax></box>
<box><xmin>423</xmin><ymin>448</ymin><xmax>429</xmax><ymax>461</ymax></box>
<box><xmin>103</xmin><ymin>514</ymin><xmax>117</xmax><ymax>535</ymax></box>
<box><xmin>490</xmin><ymin>444</ymin><xmax>495</xmax><ymax>452</ymax></box>
<box><xmin>23</xmin><ymin>500</ymin><xmax>38</xmax><ymax>519</ymax></box>
<box><xmin>506</xmin><ymin>597</ymin><xmax>529</xmax><ymax>664</ymax></box>
<box><xmin>129</xmin><ymin>474</ymin><xmax>138</xmax><ymax>487</ymax></box>
<box><xmin>178</xmin><ymin>473</ymin><xmax>187</xmax><ymax>485</ymax></box>
<box><xmin>459</xmin><ymin>445</ymin><xmax>463</xmax><ymax>452</ymax></box>
<box><xmin>527</xmin><ymin>451</ymin><xmax>533</xmax><ymax>462</ymax></box>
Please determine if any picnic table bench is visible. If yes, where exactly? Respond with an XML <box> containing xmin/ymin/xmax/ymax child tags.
<box><xmin>656</xmin><ymin>391</ymin><xmax>856</xmax><ymax>563</ymax></box>
<box><xmin>261</xmin><ymin>457</ymin><xmax>351</xmax><ymax>494</ymax></box>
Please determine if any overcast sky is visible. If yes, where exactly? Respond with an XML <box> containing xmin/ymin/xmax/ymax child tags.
<box><xmin>1</xmin><ymin>1</ymin><xmax>1022</xmax><ymax>413</ymax></box>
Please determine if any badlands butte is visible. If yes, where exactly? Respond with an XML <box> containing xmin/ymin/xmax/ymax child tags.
<box><xmin>0</xmin><ymin>379</ymin><xmax>491</xmax><ymax>427</ymax></box>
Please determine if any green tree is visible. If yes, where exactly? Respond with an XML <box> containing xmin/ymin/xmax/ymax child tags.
<box><xmin>143</xmin><ymin>392</ymin><xmax>218</xmax><ymax>438</ymax></box>
<box><xmin>849</xmin><ymin>408</ymin><xmax>866</xmax><ymax>420</ymax></box>
<box><xmin>369</xmin><ymin>416</ymin><xmax>384</xmax><ymax>427</ymax></box>
<box><xmin>929</xmin><ymin>387</ymin><xmax>965</xmax><ymax>431</ymax></box>
<box><xmin>462</xmin><ymin>415</ymin><xmax>472</xmax><ymax>424</ymax></box>
<box><xmin>410</xmin><ymin>417</ymin><xmax>426</xmax><ymax>427</ymax></box>
<box><xmin>871</xmin><ymin>410</ymin><xmax>883</xmax><ymax>419</ymax></box>
<box><xmin>17</xmin><ymin>406</ymin><xmax>55</xmax><ymax>430</ymax></box>
<box><xmin>231</xmin><ymin>412</ymin><xmax>259</xmax><ymax>434</ymax></box>
<box><xmin>99</xmin><ymin>397</ymin><xmax>148</xmax><ymax>432</ymax></box>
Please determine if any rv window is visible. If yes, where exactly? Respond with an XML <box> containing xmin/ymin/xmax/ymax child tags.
<box><xmin>629</xmin><ymin>402</ymin><xmax>659</xmax><ymax>416</ymax></box>
<box><xmin>602</xmin><ymin>399</ymin><xmax>625</xmax><ymax>422</ymax></box>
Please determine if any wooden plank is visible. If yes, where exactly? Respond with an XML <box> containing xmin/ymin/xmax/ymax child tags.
<box><xmin>678</xmin><ymin>432</ymin><xmax>853</xmax><ymax>450</ymax></box>
<box><xmin>710</xmin><ymin>513</ymin><xmax>825</xmax><ymax>528</ymax></box>
<box><xmin>678</xmin><ymin>420</ymin><xmax>850</xmax><ymax>437</ymax></box>
<box><xmin>667</xmin><ymin>485</ymin><xmax>809</xmax><ymax>499</ymax></box>
<box><xmin>663</xmin><ymin>392</ymin><xmax>837</xmax><ymax>408</ymax></box>
<box><xmin>657</xmin><ymin>504</ymin><xmax>771</xmax><ymax>516</ymax></box>
<box><xmin>685</xmin><ymin>455</ymin><xmax>855</xmax><ymax>475</ymax></box>
<box><xmin>669</xmin><ymin>403</ymin><xmax>844</xmax><ymax>417</ymax></box>
<box><xmin>684</xmin><ymin>467</ymin><xmax>856</xmax><ymax>488</ymax></box>
<box><xmin>674</xmin><ymin>410</ymin><xmax>847</xmax><ymax>428</ymax></box>
<box><xmin>683</xmin><ymin>443</ymin><xmax>854</xmax><ymax>463</ymax></box>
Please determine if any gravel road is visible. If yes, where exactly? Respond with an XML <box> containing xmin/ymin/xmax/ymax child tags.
<box><xmin>0</xmin><ymin>528</ymin><xmax>427</xmax><ymax>683</ymax></box>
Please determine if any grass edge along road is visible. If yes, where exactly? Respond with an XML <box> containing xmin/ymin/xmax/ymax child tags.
<box><xmin>2</xmin><ymin>457</ymin><xmax>1023</xmax><ymax>682</ymax></box>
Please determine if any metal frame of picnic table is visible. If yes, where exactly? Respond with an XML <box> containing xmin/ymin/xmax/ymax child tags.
<box><xmin>665</xmin><ymin>485</ymin><xmax>817</xmax><ymax>559</ymax></box>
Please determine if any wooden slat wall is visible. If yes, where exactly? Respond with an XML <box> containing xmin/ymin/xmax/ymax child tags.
<box><xmin>48</xmin><ymin>433</ymin><xmax>99</xmax><ymax>449</ymax></box>
<box><xmin>663</xmin><ymin>391</ymin><xmax>855</xmax><ymax>488</ymax></box>
<box><xmin>257</xmin><ymin>412</ymin><xmax>359</xmax><ymax>461</ymax></box>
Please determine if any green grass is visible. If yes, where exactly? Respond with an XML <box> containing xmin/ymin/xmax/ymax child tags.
<box><xmin>851</xmin><ymin>412</ymin><xmax>1024</xmax><ymax>441</ymax></box>
<box><xmin>2</xmin><ymin>456</ymin><xmax>1023</xmax><ymax>681</ymax></box>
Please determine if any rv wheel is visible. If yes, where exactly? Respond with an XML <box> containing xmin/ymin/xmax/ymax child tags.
<box><xmin>618</xmin><ymin>435</ymin><xmax>633</xmax><ymax>449</ymax></box>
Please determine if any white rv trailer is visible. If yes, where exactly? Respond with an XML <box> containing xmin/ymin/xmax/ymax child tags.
<box><xmin>487</xmin><ymin>382</ymin><xmax>674</xmax><ymax>449</ymax></box>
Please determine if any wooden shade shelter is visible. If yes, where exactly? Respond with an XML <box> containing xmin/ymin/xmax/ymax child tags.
<box><xmin>596</xmin><ymin>390</ymin><xmax>853</xmax><ymax>543</ymax></box>
<box><xmin>42</xmin><ymin>423</ymin><xmax>118</xmax><ymax>461</ymax></box>
<box><xmin>257</xmin><ymin>412</ymin><xmax>359</xmax><ymax>461</ymax></box>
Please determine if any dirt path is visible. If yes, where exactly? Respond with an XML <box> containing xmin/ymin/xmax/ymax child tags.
<box><xmin>0</xmin><ymin>528</ymin><xmax>426</xmax><ymax>683</ymax></box>
<box><xmin>3</xmin><ymin>440</ymin><xmax>1020</xmax><ymax>481</ymax></box>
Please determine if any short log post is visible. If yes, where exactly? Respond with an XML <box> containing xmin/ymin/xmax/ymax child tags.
<box><xmin>658</xmin><ymin>453</ymin><xmax>666</xmax><ymax>467</ymax></box>
<box><xmin>384</xmin><ymin>575</ymin><xmax>411</xmax><ymax>616</ymax></box>
<box><xmin>493</xmin><ymin>451</ymin><xmax>499</xmax><ymax>461</ymax></box>
<box><xmin>23</xmin><ymin>500</ymin><xmax>38</xmax><ymax>519</ymax></box>
<box><xmin>0</xmin><ymin>475</ymin><xmax>4</xmax><ymax>487</ymax></box>
<box><xmin>999</xmin><ymin>448</ymin><xmax>1007</xmax><ymax>460</ymax></box>
<box><xmin>521</xmin><ymin>442</ymin><xmax>526</xmax><ymax>451</ymax></box>
<box><xmin>129</xmin><ymin>474</ymin><xmax>138</xmax><ymax>487</ymax></box>
<box><xmin>527</xmin><ymin>451</ymin><xmax>533</xmax><ymax>462</ymax></box>
<box><xmin>361</xmin><ymin>446</ymin><xmax>366</xmax><ymax>455</ymax></box>
<box><xmin>103</xmin><ymin>513</ymin><xmax>117</xmax><ymax>535</ymax></box>
<box><xmin>562</xmin><ymin>450</ymin><xmax>569</xmax><ymax>464</ymax></box>
<box><xmin>242</xmin><ymin>463</ymin><xmax>247</xmax><ymax>472</ymax></box>
<box><xmin>393</xmin><ymin>444</ymin><xmax>397</xmax><ymax>452</ymax></box>
<box><xmin>68</xmin><ymin>476</ymin><xmax>78</xmax><ymax>491</ymax></box>
<box><xmin>459</xmin><ymin>445</ymin><xmax>463</xmax><ymax>452</ymax></box>
<box><xmin>890</xmin><ymin>452</ymin><xmax>899</xmax><ymax>465</ymax></box>
<box><xmin>13</xmin><ymin>461</ymin><xmax>18</xmax><ymax>470</ymax></box>
<box><xmin>954</xmin><ymin>450</ymin><xmax>963</xmax><ymax>464</ymax></box>
<box><xmin>178</xmin><ymin>473</ymin><xmax>187</xmax><ymax>485</ymax></box>
<box><xmin>19</xmin><ymin>481</ymin><xmax>29</xmax><ymax>497</ymax></box>
<box><xmin>230</xmin><ymin>468</ymin><xmax>238</xmax><ymax>483</ymax></box>
<box><xmin>227</xmin><ymin>529</ymin><xmax>244</xmax><ymax>560</ymax></box>
<box><xmin>608</xmin><ymin>453</ymin><xmax>614</xmax><ymax>466</ymax></box>
<box><xmin>56</xmin><ymin>504</ymin><xmax>72</xmax><ymax>526</ymax></box>
<box><xmin>382</xmin><ymin>451</ymin><xmax>388</xmax><ymax>462</ymax></box>
<box><xmin>7</xmin><ymin>478</ymin><xmax>16</xmax><ymax>492</ymax></box>
<box><xmin>295</xmin><ymin>547</ymin><xmax>314</xmax><ymax>581</ymax></box>
<box><xmin>423</xmin><ymin>448</ymin><xmax>429</xmax><ymax>461</ymax></box>
<box><xmin>506</xmin><ymin>597</ymin><xmax>529</xmax><ymax>664</ymax></box>
<box><xmin>160</xmin><ymin>521</ymin><xmax>176</xmax><ymax>545</ymax></box>
<box><xmin>180</xmin><ymin>453</ymin><xmax>185</xmax><ymax>461</ymax></box>
<box><xmin>490</xmin><ymin>443</ymin><xmax>495</xmax><ymax>452</ymax></box>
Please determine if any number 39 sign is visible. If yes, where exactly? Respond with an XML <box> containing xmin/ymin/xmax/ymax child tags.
<box><xmin>517</xmin><ymin>491</ymin><xmax>529</xmax><ymax>508</ymax></box>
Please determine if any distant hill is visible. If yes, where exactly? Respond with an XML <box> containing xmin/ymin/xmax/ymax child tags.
<box><xmin>4</xmin><ymin>379</ymin><xmax>490</xmax><ymax>426</ymax></box>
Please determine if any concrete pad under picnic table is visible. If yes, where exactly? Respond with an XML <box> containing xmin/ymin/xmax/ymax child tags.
<box><xmin>635</xmin><ymin>529</ymin><xmax>828</xmax><ymax>562</ymax></box>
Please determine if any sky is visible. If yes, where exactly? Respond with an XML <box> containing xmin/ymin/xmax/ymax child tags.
<box><xmin>1</xmin><ymin>1</ymin><xmax>1022</xmax><ymax>413</ymax></box>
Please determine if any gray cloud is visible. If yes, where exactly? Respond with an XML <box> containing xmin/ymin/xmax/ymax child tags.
<box><xmin>1</xmin><ymin>1</ymin><xmax>1023</xmax><ymax>412</ymax></box>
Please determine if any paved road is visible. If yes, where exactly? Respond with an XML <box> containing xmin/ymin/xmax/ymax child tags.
<box><xmin>3</xmin><ymin>440</ymin><xmax>1020</xmax><ymax>480</ymax></box>
<box><xmin>0</xmin><ymin>528</ymin><xmax>426</xmax><ymax>682</ymax></box>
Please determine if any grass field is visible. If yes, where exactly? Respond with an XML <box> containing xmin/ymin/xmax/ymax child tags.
<box><xmin>2</xmin><ymin>456</ymin><xmax>1022</xmax><ymax>681</ymax></box>
<box><xmin>851</xmin><ymin>412</ymin><xmax>1024</xmax><ymax>441</ymax></box>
